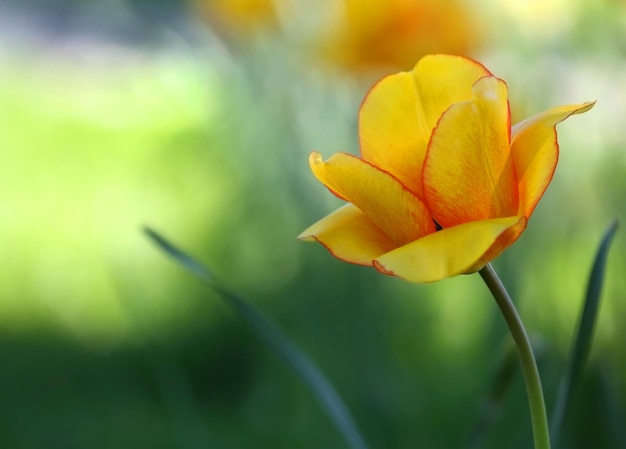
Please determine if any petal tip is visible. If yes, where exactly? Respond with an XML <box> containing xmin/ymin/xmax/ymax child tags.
<box><xmin>296</xmin><ymin>231</ymin><xmax>315</xmax><ymax>241</ymax></box>
<box><xmin>309</xmin><ymin>151</ymin><xmax>323</xmax><ymax>165</ymax></box>
<box><xmin>297</xmin><ymin>220</ymin><xmax>321</xmax><ymax>241</ymax></box>
<box><xmin>577</xmin><ymin>100</ymin><xmax>596</xmax><ymax>114</ymax></box>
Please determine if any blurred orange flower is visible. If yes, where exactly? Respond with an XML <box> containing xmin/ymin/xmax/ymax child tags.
<box><xmin>299</xmin><ymin>55</ymin><xmax>594</xmax><ymax>283</ymax></box>
<box><xmin>193</xmin><ymin>0</ymin><xmax>277</xmax><ymax>37</ymax></box>
<box><xmin>320</xmin><ymin>0</ymin><xmax>482</xmax><ymax>72</ymax></box>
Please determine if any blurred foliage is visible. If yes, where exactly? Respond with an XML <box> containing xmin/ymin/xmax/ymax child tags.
<box><xmin>0</xmin><ymin>0</ymin><xmax>625</xmax><ymax>448</ymax></box>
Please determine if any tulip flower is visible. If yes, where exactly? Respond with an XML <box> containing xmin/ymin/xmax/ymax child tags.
<box><xmin>299</xmin><ymin>54</ymin><xmax>594</xmax><ymax>283</ymax></box>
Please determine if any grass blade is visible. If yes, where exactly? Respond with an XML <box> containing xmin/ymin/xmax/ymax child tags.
<box><xmin>550</xmin><ymin>220</ymin><xmax>619</xmax><ymax>447</ymax></box>
<box><xmin>144</xmin><ymin>227</ymin><xmax>212</xmax><ymax>282</ymax></box>
<box><xmin>144</xmin><ymin>227</ymin><xmax>370</xmax><ymax>449</ymax></box>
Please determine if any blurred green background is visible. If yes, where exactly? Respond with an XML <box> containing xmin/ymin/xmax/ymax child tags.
<box><xmin>1</xmin><ymin>0</ymin><xmax>625</xmax><ymax>448</ymax></box>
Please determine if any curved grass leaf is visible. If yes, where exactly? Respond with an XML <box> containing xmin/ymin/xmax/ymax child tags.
<box><xmin>144</xmin><ymin>227</ymin><xmax>369</xmax><ymax>449</ymax></box>
<box><xmin>144</xmin><ymin>228</ymin><xmax>212</xmax><ymax>282</ymax></box>
<box><xmin>599</xmin><ymin>366</ymin><xmax>626</xmax><ymax>448</ymax></box>
<box><xmin>550</xmin><ymin>220</ymin><xmax>619</xmax><ymax>447</ymax></box>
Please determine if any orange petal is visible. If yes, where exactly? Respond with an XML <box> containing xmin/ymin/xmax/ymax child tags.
<box><xmin>309</xmin><ymin>151</ymin><xmax>436</xmax><ymax>245</ymax></box>
<box><xmin>423</xmin><ymin>76</ymin><xmax>518</xmax><ymax>228</ymax></box>
<box><xmin>359</xmin><ymin>54</ymin><xmax>490</xmax><ymax>199</ymax></box>
<box><xmin>373</xmin><ymin>216</ymin><xmax>527</xmax><ymax>283</ymax></box>
<box><xmin>298</xmin><ymin>204</ymin><xmax>397</xmax><ymax>265</ymax></box>
<box><xmin>511</xmin><ymin>101</ymin><xmax>595</xmax><ymax>218</ymax></box>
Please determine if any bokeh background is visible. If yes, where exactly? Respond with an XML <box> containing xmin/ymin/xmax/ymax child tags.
<box><xmin>1</xmin><ymin>0</ymin><xmax>625</xmax><ymax>448</ymax></box>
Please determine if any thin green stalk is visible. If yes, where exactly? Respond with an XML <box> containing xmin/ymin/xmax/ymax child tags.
<box><xmin>479</xmin><ymin>263</ymin><xmax>550</xmax><ymax>449</ymax></box>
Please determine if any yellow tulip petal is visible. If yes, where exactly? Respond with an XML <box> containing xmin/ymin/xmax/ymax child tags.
<box><xmin>359</xmin><ymin>54</ymin><xmax>490</xmax><ymax>199</ymax></box>
<box><xmin>298</xmin><ymin>204</ymin><xmax>397</xmax><ymax>265</ymax></box>
<box><xmin>373</xmin><ymin>216</ymin><xmax>526</xmax><ymax>283</ymax></box>
<box><xmin>423</xmin><ymin>76</ymin><xmax>518</xmax><ymax>228</ymax></box>
<box><xmin>511</xmin><ymin>101</ymin><xmax>595</xmax><ymax>218</ymax></box>
<box><xmin>359</xmin><ymin>72</ymin><xmax>429</xmax><ymax>198</ymax></box>
<box><xmin>413</xmin><ymin>54</ymin><xmax>492</xmax><ymax>132</ymax></box>
<box><xmin>468</xmin><ymin>216</ymin><xmax>527</xmax><ymax>272</ymax></box>
<box><xmin>309</xmin><ymin>151</ymin><xmax>436</xmax><ymax>245</ymax></box>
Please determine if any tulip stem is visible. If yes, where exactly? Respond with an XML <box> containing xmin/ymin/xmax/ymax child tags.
<box><xmin>479</xmin><ymin>263</ymin><xmax>550</xmax><ymax>449</ymax></box>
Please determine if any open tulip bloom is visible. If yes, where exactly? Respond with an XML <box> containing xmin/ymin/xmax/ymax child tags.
<box><xmin>299</xmin><ymin>54</ymin><xmax>593</xmax><ymax>283</ymax></box>
<box><xmin>299</xmin><ymin>54</ymin><xmax>596</xmax><ymax>449</ymax></box>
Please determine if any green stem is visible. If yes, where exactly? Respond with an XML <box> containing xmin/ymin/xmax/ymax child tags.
<box><xmin>479</xmin><ymin>263</ymin><xmax>550</xmax><ymax>449</ymax></box>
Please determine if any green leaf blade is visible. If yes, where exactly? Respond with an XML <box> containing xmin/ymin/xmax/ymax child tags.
<box><xmin>144</xmin><ymin>227</ymin><xmax>212</xmax><ymax>282</ymax></box>
<box><xmin>144</xmin><ymin>227</ymin><xmax>370</xmax><ymax>449</ymax></box>
<box><xmin>550</xmin><ymin>220</ymin><xmax>619</xmax><ymax>447</ymax></box>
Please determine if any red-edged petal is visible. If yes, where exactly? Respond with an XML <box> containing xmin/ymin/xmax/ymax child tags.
<box><xmin>373</xmin><ymin>216</ymin><xmax>527</xmax><ymax>283</ymax></box>
<box><xmin>308</xmin><ymin>151</ymin><xmax>436</xmax><ymax>245</ymax></box>
<box><xmin>359</xmin><ymin>71</ymin><xmax>429</xmax><ymax>198</ymax></box>
<box><xmin>423</xmin><ymin>76</ymin><xmax>518</xmax><ymax>228</ymax></box>
<box><xmin>511</xmin><ymin>101</ymin><xmax>595</xmax><ymax>218</ymax></box>
<box><xmin>413</xmin><ymin>54</ymin><xmax>493</xmax><ymax>132</ymax></box>
<box><xmin>298</xmin><ymin>204</ymin><xmax>397</xmax><ymax>265</ymax></box>
<box><xmin>359</xmin><ymin>54</ymin><xmax>491</xmax><ymax>199</ymax></box>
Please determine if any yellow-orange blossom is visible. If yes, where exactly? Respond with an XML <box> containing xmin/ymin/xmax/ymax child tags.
<box><xmin>299</xmin><ymin>55</ymin><xmax>594</xmax><ymax>283</ymax></box>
